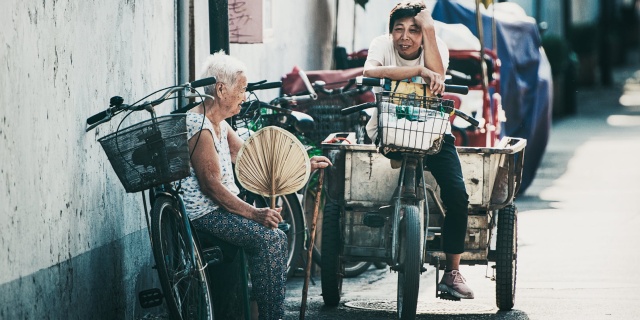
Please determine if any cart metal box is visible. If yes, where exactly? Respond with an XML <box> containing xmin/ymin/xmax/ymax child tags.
<box><xmin>322</xmin><ymin>133</ymin><xmax>526</xmax><ymax>262</ymax></box>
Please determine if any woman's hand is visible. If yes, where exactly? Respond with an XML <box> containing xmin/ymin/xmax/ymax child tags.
<box><xmin>420</xmin><ymin>67</ymin><xmax>445</xmax><ymax>95</ymax></box>
<box><xmin>310</xmin><ymin>155</ymin><xmax>332</xmax><ymax>170</ymax></box>
<box><xmin>251</xmin><ymin>207</ymin><xmax>283</xmax><ymax>229</ymax></box>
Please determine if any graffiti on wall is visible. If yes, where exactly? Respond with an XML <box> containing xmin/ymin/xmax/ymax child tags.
<box><xmin>228</xmin><ymin>0</ymin><xmax>263</xmax><ymax>43</ymax></box>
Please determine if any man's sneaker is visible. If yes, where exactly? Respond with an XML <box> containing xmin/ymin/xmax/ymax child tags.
<box><xmin>438</xmin><ymin>270</ymin><xmax>475</xmax><ymax>299</ymax></box>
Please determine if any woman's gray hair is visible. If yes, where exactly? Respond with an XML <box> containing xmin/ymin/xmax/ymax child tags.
<box><xmin>200</xmin><ymin>50</ymin><xmax>247</xmax><ymax>95</ymax></box>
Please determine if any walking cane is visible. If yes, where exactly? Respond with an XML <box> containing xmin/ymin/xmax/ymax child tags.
<box><xmin>299</xmin><ymin>169</ymin><xmax>324</xmax><ymax>320</ymax></box>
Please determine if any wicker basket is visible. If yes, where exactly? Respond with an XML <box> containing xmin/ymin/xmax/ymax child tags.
<box><xmin>375</xmin><ymin>92</ymin><xmax>453</xmax><ymax>154</ymax></box>
<box><xmin>98</xmin><ymin>115</ymin><xmax>190</xmax><ymax>193</ymax></box>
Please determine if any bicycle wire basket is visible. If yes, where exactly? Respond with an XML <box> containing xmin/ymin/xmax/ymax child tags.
<box><xmin>98</xmin><ymin>114</ymin><xmax>190</xmax><ymax>193</ymax></box>
<box><xmin>375</xmin><ymin>91</ymin><xmax>454</xmax><ymax>155</ymax></box>
<box><xmin>290</xmin><ymin>92</ymin><xmax>361</xmax><ymax>145</ymax></box>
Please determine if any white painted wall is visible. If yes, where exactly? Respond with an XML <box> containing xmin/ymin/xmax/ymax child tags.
<box><xmin>217</xmin><ymin>0</ymin><xmax>410</xmax><ymax>85</ymax></box>
<box><xmin>227</xmin><ymin>0</ymin><xmax>337</xmax><ymax>85</ymax></box>
<box><xmin>571</xmin><ymin>0</ymin><xmax>599</xmax><ymax>25</ymax></box>
<box><xmin>542</xmin><ymin>0</ymin><xmax>564</xmax><ymax>36</ymax></box>
<box><xmin>0</xmin><ymin>0</ymin><xmax>360</xmax><ymax>317</ymax></box>
<box><xmin>0</xmin><ymin>0</ymin><xmax>175</xmax><ymax>283</ymax></box>
<box><xmin>0</xmin><ymin>0</ymin><xmax>176</xmax><ymax>317</ymax></box>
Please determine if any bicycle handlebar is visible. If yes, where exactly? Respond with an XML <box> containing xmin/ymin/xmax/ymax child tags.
<box><xmin>86</xmin><ymin>77</ymin><xmax>217</xmax><ymax>131</ymax></box>
<box><xmin>453</xmin><ymin>109</ymin><xmax>479</xmax><ymax>127</ymax></box>
<box><xmin>247</xmin><ymin>80</ymin><xmax>282</xmax><ymax>91</ymax></box>
<box><xmin>190</xmin><ymin>77</ymin><xmax>217</xmax><ymax>88</ymax></box>
<box><xmin>340</xmin><ymin>101</ymin><xmax>479</xmax><ymax>127</ymax></box>
<box><xmin>243</xmin><ymin>77</ymin><xmax>317</xmax><ymax>108</ymax></box>
<box><xmin>297</xmin><ymin>69</ymin><xmax>318</xmax><ymax>100</ymax></box>
<box><xmin>356</xmin><ymin>76</ymin><xmax>469</xmax><ymax>95</ymax></box>
<box><xmin>340</xmin><ymin>102</ymin><xmax>377</xmax><ymax>115</ymax></box>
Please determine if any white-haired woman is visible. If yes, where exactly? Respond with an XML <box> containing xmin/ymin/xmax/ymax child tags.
<box><xmin>182</xmin><ymin>51</ymin><xmax>331</xmax><ymax>319</ymax></box>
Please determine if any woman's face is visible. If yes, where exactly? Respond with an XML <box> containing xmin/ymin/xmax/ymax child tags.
<box><xmin>391</xmin><ymin>16</ymin><xmax>422</xmax><ymax>60</ymax></box>
<box><xmin>221</xmin><ymin>73</ymin><xmax>247</xmax><ymax>116</ymax></box>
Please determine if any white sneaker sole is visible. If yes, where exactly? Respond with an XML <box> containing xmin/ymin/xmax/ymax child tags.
<box><xmin>437</xmin><ymin>283</ymin><xmax>475</xmax><ymax>299</ymax></box>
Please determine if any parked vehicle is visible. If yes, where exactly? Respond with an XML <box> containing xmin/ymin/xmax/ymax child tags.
<box><xmin>234</xmin><ymin>70</ymin><xmax>377</xmax><ymax>278</ymax></box>
<box><xmin>320</xmin><ymin>77</ymin><xmax>526</xmax><ymax>319</ymax></box>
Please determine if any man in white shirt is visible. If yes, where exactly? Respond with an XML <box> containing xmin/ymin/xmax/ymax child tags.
<box><xmin>363</xmin><ymin>0</ymin><xmax>474</xmax><ymax>300</ymax></box>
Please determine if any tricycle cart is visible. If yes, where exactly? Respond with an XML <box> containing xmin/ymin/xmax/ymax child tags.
<box><xmin>320</xmin><ymin>130</ymin><xmax>526</xmax><ymax>316</ymax></box>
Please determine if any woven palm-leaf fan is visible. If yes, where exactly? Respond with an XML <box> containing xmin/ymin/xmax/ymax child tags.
<box><xmin>235</xmin><ymin>126</ymin><xmax>311</xmax><ymax>208</ymax></box>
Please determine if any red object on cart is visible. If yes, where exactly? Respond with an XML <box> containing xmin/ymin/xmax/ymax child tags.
<box><xmin>444</xmin><ymin>49</ymin><xmax>502</xmax><ymax>147</ymax></box>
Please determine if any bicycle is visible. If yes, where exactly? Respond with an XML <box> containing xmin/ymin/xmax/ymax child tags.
<box><xmin>234</xmin><ymin>72</ymin><xmax>377</xmax><ymax>278</ymax></box>
<box><xmin>321</xmin><ymin>77</ymin><xmax>479</xmax><ymax>319</ymax></box>
<box><xmin>227</xmin><ymin>74</ymin><xmax>318</xmax><ymax>280</ymax></box>
<box><xmin>86</xmin><ymin>77</ymin><xmax>218</xmax><ymax>320</ymax></box>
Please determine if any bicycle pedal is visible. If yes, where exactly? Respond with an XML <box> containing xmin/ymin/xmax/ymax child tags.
<box><xmin>202</xmin><ymin>246</ymin><xmax>223</xmax><ymax>266</ymax></box>
<box><xmin>437</xmin><ymin>292</ymin><xmax>461</xmax><ymax>301</ymax></box>
<box><xmin>139</xmin><ymin>288</ymin><xmax>164</xmax><ymax>308</ymax></box>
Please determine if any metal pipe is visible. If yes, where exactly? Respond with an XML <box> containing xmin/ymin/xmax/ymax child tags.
<box><xmin>209</xmin><ymin>0</ymin><xmax>230</xmax><ymax>54</ymax></box>
<box><xmin>177</xmin><ymin>0</ymin><xmax>189</xmax><ymax>108</ymax></box>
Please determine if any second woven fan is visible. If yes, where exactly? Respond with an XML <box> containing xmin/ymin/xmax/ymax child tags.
<box><xmin>235</xmin><ymin>126</ymin><xmax>311</xmax><ymax>208</ymax></box>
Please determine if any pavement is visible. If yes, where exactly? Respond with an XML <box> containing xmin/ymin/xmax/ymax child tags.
<box><xmin>283</xmin><ymin>54</ymin><xmax>640</xmax><ymax>320</ymax></box>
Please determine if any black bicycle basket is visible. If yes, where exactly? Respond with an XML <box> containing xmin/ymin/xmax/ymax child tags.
<box><xmin>290</xmin><ymin>93</ymin><xmax>361</xmax><ymax>144</ymax></box>
<box><xmin>98</xmin><ymin>114</ymin><xmax>190</xmax><ymax>193</ymax></box>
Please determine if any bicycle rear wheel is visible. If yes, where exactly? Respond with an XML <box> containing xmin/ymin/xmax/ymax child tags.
<box><xmin>320</xmin><ymin>202</ymin><xmax>343</xmax><ymax>306</ymax></box>
<box><xmin>254</xmin><ymin>193</ymin><xmax>304</xmax><ymax>278</ymax></box>
<box><xmin>397</xmin><ymin>205</ymin><xmax>422</xmax><ymax>320</ymax></box>
<box><xmin>151</xmin><ymin>196</ymin><xmax>214</xmax><ymax>320</ymax></box>
<box><xmin>344</xmin><ymin>261</ymin><xmax>372</xmax><ymax>278</ymax></box>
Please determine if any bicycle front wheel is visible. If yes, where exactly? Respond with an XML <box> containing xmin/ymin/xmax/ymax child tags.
<box><xmin>151</xmin><ymin>196</ymin><xmax>214</xmax><ymax>320</ymax></box>
<box><xmin>397</xmin><ymin>205</ymin><xmax>422</xmax><ymax>320</ymax></box>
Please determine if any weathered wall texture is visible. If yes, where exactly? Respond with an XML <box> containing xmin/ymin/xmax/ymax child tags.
<box><xmin>0</xmin><ymin>0</ymin><xmax>176</xmax><ymax>318</ymax></box>
<box><xmin>228</xmin><ymin>0</ymin><xmax>337</xmax><ymax>85</ymax></box>
<box><xmin>0</xmin><ymin>0</ymin><xmax>368</xmax><ymax>318</ymax></box>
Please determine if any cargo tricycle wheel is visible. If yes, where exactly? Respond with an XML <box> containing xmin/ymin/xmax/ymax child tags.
<box><xmin>397</xmin><ymin>205</ymin><xmax>422</xmax><ymax>320</ymax></box>
<box><xmin>321</xmin><ymin>202</ymin><xmax>343</xmax><ymax>306</ymax></box>
<box><xmin>495</xmin><ymin>204</ymin><xmax>518</xmax><ymax>310</ymax></box>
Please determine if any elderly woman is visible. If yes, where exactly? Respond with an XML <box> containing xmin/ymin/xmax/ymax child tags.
<box><xmin>182</xmin><ymin>51</ymin><xmax>331</xmax><ymax>319</ymax></box>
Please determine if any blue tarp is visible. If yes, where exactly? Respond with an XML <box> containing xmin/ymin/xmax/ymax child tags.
<box><xmin>433</xmin><ymin>0</ymin><xmax>553</xmax><ymax>194</ymax></box>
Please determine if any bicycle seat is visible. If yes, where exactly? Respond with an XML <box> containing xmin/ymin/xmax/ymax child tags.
<box><xmin>195</xmin><ymin>224</ymin><xmax>289</xmax><ymax>264</ymax></box>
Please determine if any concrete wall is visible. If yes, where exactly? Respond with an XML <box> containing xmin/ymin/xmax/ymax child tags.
<box><xmin>571</xmin><ymin>0</ymin><xmax>599</xmax><ymax>25</ymax></box>
<box><xmin>0</xmin><ymin>0</ymin><xmax>176</xmax><ymax>318</ymax></box>
<box><xmin>0</xmin><ymin>0</ymin><xmax>353</xmax><ymax>318</ymax></box>
<box><xmin>336</xmin><ymin>0</ymin><xmax>395</xmax><ymax>54</ymax></box>
<box><xmin>228</xmin><ymin>0</ymin><xmax>337</xmax><ymax>85</ymax></box>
